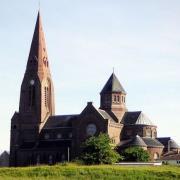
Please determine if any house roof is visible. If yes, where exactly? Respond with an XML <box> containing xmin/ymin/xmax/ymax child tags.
<box><xmin>122</xmin><ymin>111</ymin><xmax>155</xmax><ymax>126</ymax></box>
<box><xmin>100</xmin><ymin>73</ymin><xmax>126</xmax><ymax>94</ymax></box>
<box><xmin>142</xmin><ymin>138</ymin><xmax>164</xmax><ymax>148</ymax></box>
<box><xmin>161</xmin><ymin>153</ymin><xmax>180</xmax><ymax>160</ymax></box>
<box><xmin>81</xmin><ymin>102</ymin><xmax>118</xmax><ymax>123</ymax></box>
<box><xmin>44</xmin><ymin>115</ymin><xmax>78</xmax><ymax>129</ymax></box>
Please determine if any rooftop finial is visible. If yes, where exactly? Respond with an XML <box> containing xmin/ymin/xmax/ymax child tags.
<box><xmin>113</xmin><ymin>67</ymin><xmax>115</xmax><ymax>74</ymax></box>
<box><xmin>38</xmin><ymin>0</ymin><xmax>41</xmax><ymax>11</ymax></box>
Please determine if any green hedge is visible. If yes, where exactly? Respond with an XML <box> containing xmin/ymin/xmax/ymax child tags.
<box><xmin>0</xmin><ymin>164</ymin><xmax>180</xmax><ymax>180</ymax></box>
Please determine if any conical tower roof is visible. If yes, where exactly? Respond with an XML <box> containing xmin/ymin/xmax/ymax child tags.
<box><xmin>130</xmin><ymin>135</ymin><xmax>147</xmax><ymax>147</ymax></box>
<box><xmin>100</xmin><ymin>73</ymin><xmax>126</xmax><ymax>94</ymax></box>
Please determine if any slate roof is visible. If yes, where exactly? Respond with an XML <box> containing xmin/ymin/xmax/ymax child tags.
<box><xmin>142</xmin><ymin>138</ymin><xmax>164</xmax><ymax>148</ymax></box>
<box><xmin>44</xmin><ymin>115</ymin><xmax>78</xmax><ymax>129</ymax></box>
<box><xmin>124</xmin><ymin>135</ymin><xmax>147</xmax><ymax>147</ymax></box>
<box><xmin>122</xmin><ymin>111</ymin><xmax>155</xmax><ymax>126</ymax></box>
<box><xmin>98</xmin><ymin>109</ymin><xmax>117</xmax><ymax>123</ymax></box>
<box><xmin>100</xmin><ymin>73</ymin><xmax>126</xmax><ymax>94</ymax></box>
<box><xmin>157</xmin><ymin>137</ymin><xmax>180</xmax><ymax>149</ymax></box>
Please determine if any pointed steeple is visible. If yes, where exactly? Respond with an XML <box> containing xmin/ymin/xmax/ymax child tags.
<box><xmin>19</xmin><ymin>11</ymin><xmax>55</xmax><ymax>130</ymax></box>
<box><xmin>100</xmin><ymin>73</ymin><xmax>126</xmax><ymax>95</ymax></box>
<box><xmin>26</xmin><ymin>11</ymin><xmax>50</xmax><ymax>79</ymax></box>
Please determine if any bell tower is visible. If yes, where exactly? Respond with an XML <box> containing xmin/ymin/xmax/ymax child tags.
<box><xmin>10</xmin><ymin>11</ymin><xmax>55</xmax><ymax>147</ymax></box>
<box><xmin>19</xmin><ymin>11</ymin><xmax>55</xmax><ymax>126</ymax></box>
<box><xmin>100</xmin><ymin>73</ymin><xmax>127</xmax><ymax>122</ymax></box>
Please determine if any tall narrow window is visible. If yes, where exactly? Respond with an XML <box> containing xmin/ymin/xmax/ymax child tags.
<box><xmin>44</xmin><ymin>86</ymin><xmax>49</xmax><ymax>107</ymax></box>
<box><xmin>117</xmin><ymin>96</ymin><xmax>120</xmax><ymax>102</ymax></box>
<box><xmin>114</xmin><ymin>95</ymin><xmax>116</xmax><ymax>102</ymax></box>
<box><xmin>45</xmin><ymin>87</ymin><xmax>47</xmax><ymax>107</ymax></box>
<box><xmin>28</xmin><ymin>85</ymin><xmax>35</xmax><ymax>107</ymax></box>
<box><xmin>121</xmin><ymin>96</ymin><xmax>123</xmax><ymax>103</ymax></box>
<box><xmin>146</xmin><ymin>129</ymin><xmax>152</xmax><ymax>137</ymax></box>
<box><xmin>47</xmin><ymin>87</ymin><xmax>49</xmax><ymax>106</ymax></box>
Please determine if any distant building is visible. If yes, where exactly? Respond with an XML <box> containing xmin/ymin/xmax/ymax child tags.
<box><xmin>157</xmin><ymin>137</ymin><xmax>180</xmax><ymax>154</ymax></box>
<box><xmin>161</xmin><ymin>152</ymin><xmax>180</xmax><ymax>165</ymax></box>
<box><xmin>0</xmin><ymin>151</ymin><xmax>9</xmax><ymax>167</ymax></box>
<box><xmin>9</xmin><ymin>11</ymin><xmax>180</xmax><ymax>166</ymax></box>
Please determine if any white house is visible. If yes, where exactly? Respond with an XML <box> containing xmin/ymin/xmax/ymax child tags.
<box><xmin>161</xmin><ymin>153</ymin><xmax>180</xmax><ymax>165</ymax></box>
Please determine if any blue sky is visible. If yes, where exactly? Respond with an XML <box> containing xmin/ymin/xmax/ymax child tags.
<box><xmin>0</xmin><ymin>0</ymin><xmax>180</xmax><ymax>151</ymax></box>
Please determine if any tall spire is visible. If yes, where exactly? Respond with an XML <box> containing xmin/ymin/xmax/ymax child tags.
<box><xmin>26</xmin><ymin>11</ymin><xmax>50</xmax><ymax>79</ymax></box>
<box><xmin>19</xmin><ymin>11</ymin><xmax>55</xmax><ymax>122</ymax></box>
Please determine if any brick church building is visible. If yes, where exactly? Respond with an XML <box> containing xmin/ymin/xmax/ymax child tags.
<box><xmin>10</xmin><ymin>12</ymin><xmax>180</xmax><ymax>166</ymax></box>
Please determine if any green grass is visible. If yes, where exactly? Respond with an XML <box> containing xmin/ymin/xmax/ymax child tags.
<box><xmin>0</xmin><ymin>164</ymin><xmax>180</xmax><ymax>180</ymax></box>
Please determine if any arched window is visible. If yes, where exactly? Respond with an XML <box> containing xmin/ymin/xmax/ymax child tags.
<box><xmin>114</xmin><ymin>95</ymin><xmax>116</xmax><ymax>102</ymax></box>
<box><xmin>154</xmin><ymin>131</ymin><xmax>157</xmax><ymax>138</ymax></box>
<box><xmin>154</xmin><ymin>153</ymin><xmax>159</xmax><ymax>160</ymax></box>
<box><xmin>43</xmin><ymin>57</ymin><xmax>49</xmax><ymax>67</ymax></box>
<box><xmin>117</xmin><ymin>96</ymin><xmax>120</xmax><ymax>102</ymax></box>
<box><xmin>28</xmin><ymin>85</ymin><xmax>35</xmax><ymax>107</ymax></box>
<box><xmin>146</xmin><ymin>129</ymin><xmax>152</xmax><ymax>137</ymax></box>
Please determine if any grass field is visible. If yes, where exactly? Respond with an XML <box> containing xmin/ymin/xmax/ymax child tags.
<box><xmin>0</xmin><ymin>164</ymin><xmax>180</xmax><ymax>180</ymax></box>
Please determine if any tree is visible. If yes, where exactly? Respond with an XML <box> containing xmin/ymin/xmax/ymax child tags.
<box><xmin>80</xmin><ymin>133</ymin><xmax>122</xmax><ymax>165</ymax></box>
<box><xmin>122</xmin><ymin>147</ymin><xmax>150</xmax><ymax>162</ymax></box>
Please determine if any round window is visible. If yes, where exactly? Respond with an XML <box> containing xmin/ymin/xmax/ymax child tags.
<box><xmin>57</xmin><ymin>133</ymin><xmax>62</xmax><ymax>139</ymax></box>
<box><xmin>86</xmin><ymin>123</ymin><xmax>97</xmax><ymax>136</ymax></box>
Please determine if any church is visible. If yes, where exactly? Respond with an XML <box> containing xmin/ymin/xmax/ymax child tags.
<box><xmin>10</xmin><ymin>12</ymin><xmax>180</xmax><ymax>166</ymax></box>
